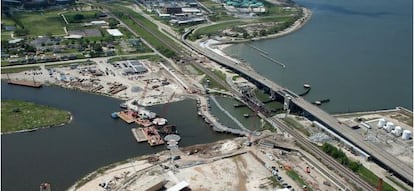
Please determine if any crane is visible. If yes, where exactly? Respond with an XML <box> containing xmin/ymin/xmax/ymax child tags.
<box><xmin>138</xmin><ymin>81</ymin><xmax>149</xmax><ymax>105</ymax></box>
<box><xmin>161</xmin><ymin>92</ymin><xmax>175</xmax><ymax>117</ymax></box>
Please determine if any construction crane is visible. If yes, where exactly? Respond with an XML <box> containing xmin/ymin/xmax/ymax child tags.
<box><xmin>161</xmin><ymin>92</ymin><xmax>175</xmax><ymax>117</ymax></box>
<box><xmin>138</xmin><ymin>81</ymin><xmax>149</xmax><ymax>105</ymax></box>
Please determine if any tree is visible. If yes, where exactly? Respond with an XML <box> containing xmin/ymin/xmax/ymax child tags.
<box><xmin>14</xmin><ymin>28</ymin><xmax>29</xmax><ymax>36</ymax></box>
<box><xmin>259</xmin><ymin>29</ymin><xmax>267</xmax><ymax>36</ymax></box>
<box><xmin>242</xmin><ymin>32</ymin><xmax>249</xmax><ymax>39</ymax></box>
<box><xmin>73</xmin><ymin>14</ymin><xmax>84</xmax><ymax>22</ymax></box>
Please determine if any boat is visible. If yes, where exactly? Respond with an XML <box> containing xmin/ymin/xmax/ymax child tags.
<box><xmin>120</xmin><ymin>102</ymin><xmax>128</xmax><ymax>109</ymax></box>
<box><xmin>303</xmin><ymin>83</ymin><xmax>311</xmax><ymax>88</ymax></box>
<box><xmin>243</xmin><ymin>114</ymin><xmax>249</xmax><ymax>118</ymax></box>
<box><xmin>111</xmin><ymin>112</ymin><xmax>119</xmax><ymax>119</ymax></box>
<box><xmin>313</xmin><ymin>99</ymin><xmax>330</xmax><ymax>105</ymax></box>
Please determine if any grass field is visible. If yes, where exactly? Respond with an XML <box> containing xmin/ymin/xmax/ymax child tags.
<box><xmin>1</xmin><ymin>66</ymin><xmax>41</xmax><ymax>74</ymax></box>
<box><xmin>192</xmin><ymin>21</ymin><xmax>245</xmax><ymax>39</ymax></box>
<box><xmin>286</xmin><ymin>170</ymin><xmax>313</xmax><ymax>191</ymax></box>
<box><xmin>64</xmin><ymin>10</ymin><xmax>101</xmax><ymax>23</ymax></box>
<box><xmin>13</xmin><ymin>10</ymin><xmax>66</xmax><ymax>36</ymax></box>
<box><xmin>1</xmin><ymin>31</ymin><xmax>13</xmax><ymax>41</ymax></box>
<box><xmin>1</xmin><ymin>100</ymin><xmax>71</xmax><ymax>133</ymax></box>
<box><xmin>107</xmin><ymin>4</ymin><xmax>178</xmax><ymax>57</ymax></box>
<box><xmin>44</xmin><ymin>60</ymin><xmax>95</xmax><ymax>69</ymax></box>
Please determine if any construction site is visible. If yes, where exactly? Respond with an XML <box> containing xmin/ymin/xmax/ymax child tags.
<box><xmin>2</xmin><ymin>57</ymin><xmax>188</xmax><ymax>106</ymax></box>
<box><xmin>70</xmin><ymin>134</ymin><xmax>340</xmax><ymax>191</ymax></box>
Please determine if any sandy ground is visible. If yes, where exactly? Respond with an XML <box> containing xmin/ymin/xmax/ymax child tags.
<box><xmin>71</xmin><ymin>160</ymin><xmax>153</xmax><ymax>191</ymax></box>
<box><xmin>68</xmin><ymin>136</ymin><xmax>341</xmax><ymax>191</ymax></box>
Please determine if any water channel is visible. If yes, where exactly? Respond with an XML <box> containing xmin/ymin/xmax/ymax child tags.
<box><xmin>1</xmin><ymin>82</ymin><xmax>232</xmax><ymax>191</ymax></box>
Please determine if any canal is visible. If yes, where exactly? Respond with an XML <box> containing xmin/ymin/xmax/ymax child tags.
<box><xmin>1</xmin><ymin>82</ymin><xmax>232</xmax><ymax>191</ymax></box>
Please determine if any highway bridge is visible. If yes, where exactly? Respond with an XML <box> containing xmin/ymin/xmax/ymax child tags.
<box><xmin>182</xmin><ymin>30</ymin><xmax>413</xmax><ymax>186</ymax></box>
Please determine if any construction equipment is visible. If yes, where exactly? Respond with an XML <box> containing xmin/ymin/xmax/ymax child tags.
<box><xmin>377</xmin><ymin>178</ymin><xmax>383</xmax><ymax>191</ymax></box>
<box><xmin>161</xmin><ymin>92</ymin><xmax>175</xmax><ymax>117</ymax></box>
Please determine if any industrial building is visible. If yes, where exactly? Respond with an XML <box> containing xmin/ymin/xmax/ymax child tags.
<box><xmin>117</xmin><ymin>60</ymin><xmax>148</xmax><ymax>75</ymax></box>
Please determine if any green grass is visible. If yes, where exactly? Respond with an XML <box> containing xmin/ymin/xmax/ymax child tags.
<box><xmin>212</xmin><ymin>69</ymin><xmax>226</xmax><ymax>81</ymax></box>
<box><xmin>192</xmin><ymin>21</ymin><xmax>245</xmax><ymax>39</ymax></box>
<box><xmin>286</xmin><ymin>170</ymin><xmax>313</xmax><ymax>191</ymax></box>
<box><xmin>386</xmin><ymin>175</ymin><xmax>411</xmax><ymax>191</ymax></box>
<box><xmin>13</xmin><ymin>10</ymin><xmax>66</xmax><ymax>36</ymax></box>
<box><xmin>64</xmin><ymin>10</ymin><xmax>101</xmax><ymax>23</ymax></box>
<box><xmin>260</xmin><ymin>120</ymin><xmax>276</xmax><ymax>132</ymax></box>
<box><xmin>357</xmin><ymin>167</ymin><xmax>396</xmax><ymax>191</ymax></box>
<box><xmin>1</xmin><ymin>31</ymin><xmax>13</xmax><ymax>41</ymax></box>
<box><xmin>107</xmin><ymin>55</ymin><xmax>161</xmax><ymax>63</ymax></box>
<box><xmin>267</xmin><ymin>176</ymin><xmax>281</xmax><ymax>187</ymax></box>
<box><xmin>107</xmin><ymin>4</ymin><xmax>178</xmax><ymax>57</ymax></box>
<box><xmin>1</xmin><ymin>66</ymin><xmax>41</xmax><ymax>74</ymax></box>
<box><xmin>1</xmin><ymin>100</ymin><xmax>71</xmax><ymax>133</ymax></box>
<box><xmin>254</xmin><ymin>89</ymin><xmax>270</xmax><ymax>102</ymax></box>
<box><xmin>45</xmin><ymin>60</ymin><xmax>95</xmax><ymax>69</ymax></box>
<box><xmin>203</xmin><ymin>76</ymin><xmax>226</xmax><ymax>91</ymax></box>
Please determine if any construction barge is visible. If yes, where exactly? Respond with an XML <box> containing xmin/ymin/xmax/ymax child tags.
<box><xmin>8</xmin><ymin>79</ymin><xmax>43</xmax><ymax>88</ymax></box>
<box><xmin>131</xmin><ymin>128</ymin><xmax>147</xmax><ymax>142</ymax></box>
<box><xmin>112</xmin><ymin>106</ymin><xmax>177</xmax><ymax>146</ymax></box>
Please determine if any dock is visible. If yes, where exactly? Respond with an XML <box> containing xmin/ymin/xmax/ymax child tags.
<box><xmin>8</xmin><ymin>80</ymin><xmax>42</xmax><ymax>88</ymax></box>
<box><xmin>117</xmin><ymin>111</ymin><xmax>135</xmax><ymax>124</ymax></box>
<box><xmin>131</xmin><ymin>128</ymin><xmax>148</xmax><ymax>142</ymax></box>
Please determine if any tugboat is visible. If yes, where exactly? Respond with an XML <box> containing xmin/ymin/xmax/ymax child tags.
<box><xmin>120</xmin><ymin>102</ymin><xmax>128</xmax><ymax>109</ymax></box>
<box><xmin>111</xmin><ymin>112</ymin><xmax>119</xmax><ymax>119</ymax></box>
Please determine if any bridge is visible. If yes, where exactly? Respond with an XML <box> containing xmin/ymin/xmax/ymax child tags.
<box><xmin>182</xmin><ymin>32</ymin><xmax>413</xmax><ymax>186</ymax></box>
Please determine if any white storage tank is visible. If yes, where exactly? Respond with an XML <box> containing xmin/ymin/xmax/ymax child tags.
<box><xmin>385</xmin><ymin>122</ymin><xmax>395</xmax><ymax>133</ymax></box>
<box><xmin>402</xmin><ymin>130</ymin><xmax>412</xmax><ymax>140</ymax></box>
<box><xmin>377</xmin><ymin>118</ymin><xmax>386</xmax><ymax>128</ymax></box>
<box><xmin>394</xmin><ymin>126</ymin><xmax>403</xmax><ymax>136</ymax></box>
<box><xmin>384</xmin><ymin>122</ymin><xmax>394</xmax><ymax>131</ymax></box>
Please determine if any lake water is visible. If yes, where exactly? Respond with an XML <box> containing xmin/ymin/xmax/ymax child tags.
<box><xmin>1</xmin><ymin>82</ymin><xmax>232</xmax><ymax>191</ymax></box>
<box><xmin>224</xmin><ymin>0</ymin><xmax>413</xmax><ymax>113</ymax></box>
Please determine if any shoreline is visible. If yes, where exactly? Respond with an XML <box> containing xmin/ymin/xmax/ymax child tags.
<box><xmin>1</xmin><ymin>111</ymin><xmax>73</xmax><ymax>135</ymax></box>
<box><xmin>212</xmin><ymin>7</ymin><xmax>312</xmax><ymax>45</ymax></box>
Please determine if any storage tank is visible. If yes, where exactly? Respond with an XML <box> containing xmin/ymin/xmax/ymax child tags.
<box><xmin>394</xmin><ymin>126</ymin><xmax>403</xmax><ymax>136</ymax></box>
<box><xmin>377</xmin><ymin>118</ymin><xmax>386</xmax><ymax>128</ymax></box>
<box><xmin>402</xmin><ymin>130</ymin><xmax>412</xmax><ymax>140</ymax></box>
<box><xmin>385</xmin><ymin>122</ymin><xmax>395</xmax><ymax>133</ymax></box>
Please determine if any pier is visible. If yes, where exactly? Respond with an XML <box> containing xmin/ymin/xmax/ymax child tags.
<box><xmin>131</xmin><ymin>128</ymin><xmax>148</xmax><ymax>142</ymax></box>
<box><xmin>196</xmin><ymin>96</ymin><xmax>249</xmax><ymax>136</ymax></box>
<box><xmin>210</xmin><ymin>96</ymin><xmax>251</xmax><ymax>133</ymax></box>
<box><xmin>259</xmin><ymin>53</ymin><xmax>286</xmax><ymax>68</ymax></box>
<box><xmin>245</xmin><ymin>43</ymin><xmax>268</xmax><ymax>55</ymax></box>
